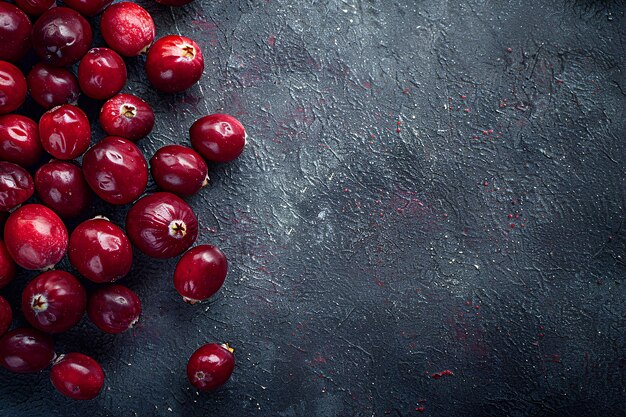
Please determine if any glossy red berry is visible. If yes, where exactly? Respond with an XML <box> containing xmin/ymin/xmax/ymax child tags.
<box><xmin>82</xmin><ymin>136</ymin><xmax>148</xmax><ymax>205</ymax></box>
<box><xmin>126</xmin><ymin>192</ymin><xmax>198</xmax><ymax>259</ymax></box>
<box><xmin>99</xmin><ymin>94</ymin><xmax>154</xmax><ymax>141</ymax></box>
<box><xmin>78</xmin><ymin>48</ymin><xmax>127</xmax><ymax>100</ymax></box>
<box><xmin>14</xmin><ymin>0</ymin><xmax>55</xmax><ymax>16</ymax></box>
<box><xmin>0</xmin><ymin>161</ymin><xmax>34</xmax><ymax>211</ymax></box>
<box><xmin>22</xmin><ymin>270</ymin><xmax>86</xmax><ymax>333</ymax></box>
<box><xmin>0</xmin><ymin>3</ymin><xmax>31</xmax><ymax>62</ymax></box>
<box><xmin>0</xmin><ymin>296</ymin><xmax>11</xmax><ymax>337</ymax></box>
<box><xmin>35</xmin><ymin>160</ymin><xmax>94</xmax><ymax>219</ymax></box>
<box><xmin>190</xmin><ymin>114</ymin><xmax>246</xmax><ymax>163</ymax></box>
<box><xmin>146</xmin><ymin>35</ymin><xmax>204</xmax><ymax>93</ymax></box>
<box><xmin>63</xmin><ymin>0</ymin><xmax>113</xmax><ymax>17</ymax></box>
<box><xmin>150</xmin><ymin>145</ymin><xmax>208</xmax><ymax>196</ymax></box>
<box><xmin>39</xmin><ymin>104</ymin><xmax>91</xmax><ymax>160</ymax></box>
<box><xmin>101</xmin><ymin>2</ymin><xmax>155</xmax><ymax>57</ymax></box>
<box><xmin>187</xmin><ymin>343</ymin><xmax>234</xmax><ymax>391</ymax></box>
<box><xmin>27</xmin><ymin>63</ymin><xmax>81</xmax><ymax>110</ymax></box>
<box><xmin>50</xmin><ymin>353</ymin><xmax>105</xmax><ymax>400</ymax></box>
<box><xmin>4</xmin><ymin>204</ymin><xmax>68</xmax><ymax>270</ymax></box>
<box><xmin>32</xmin><ymin>7</ymin><xmax>93</xmax><ymax>67</ymax></box>
<box><xmin>0</xmin><ymin>115</ymin><xmax>43</xmax><ymax>167</ymax></box>
<box><xmin>174</xmin><ymin>245</ymin><xmax>227</xmax><ymax>304</ymax></box>
<box><xmin>87</xmin><ymin>285</ymin><xmax>141</xmax><ymax>334</ymax></box>
<box><xmin>0</xmin><ymin>61</ymin><xmax>27</xmax><ymax>115</ymax></box>
<box><xmin>0</xmin><ymin>240</ymin><xmax>16</xmax><ymax>290</ymax></box>
<box><xmin>0</xmin><ymin>327</ymin><xmax>55</xmax><ymax>373</ymax></box>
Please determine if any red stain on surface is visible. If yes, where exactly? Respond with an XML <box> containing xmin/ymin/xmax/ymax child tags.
<box><xmin>431</xmin><ymin>369</ymin><xmax>454</xmax><ymax>379</ymax></box>
<box><xmin>191</xmin><ymin>20</ymin><xmax>220</xmax><ymax>47</ymax></box>
<box><xmin>267</xmin><ymin>34</ymin><xmax>276</xmax><ymax>46</ymax></box>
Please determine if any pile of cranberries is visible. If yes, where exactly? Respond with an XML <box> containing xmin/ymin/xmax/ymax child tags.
<box><xmin>0</xmin><ymin>0</ymin><xmax>246</xmax><ymax>401</ymax></box>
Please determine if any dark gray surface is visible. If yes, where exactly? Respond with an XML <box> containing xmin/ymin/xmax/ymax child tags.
<box><xmin>1</xmin><ymin>0</ymin><xmax>625</xmax><ymax>415</ymax></box>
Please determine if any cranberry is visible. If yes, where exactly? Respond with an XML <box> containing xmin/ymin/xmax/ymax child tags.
<box><xmin>190</xmin><ymin>114</ymin><xmax>246</xmax><ymax>163</ymax></box>
<box><xmin>99</xmin><ymin>94</ymin><xmax>154</xmax><ymax>141</ymax></box>
<box><xmin>28</xmin><ymin>63</ymin><xmax>80</xmax><ymax>110</ymax></box>
<box><xmin>187</xmin><ymin>343</ymin><xmax>234</xmax><ymax>391</ymax></box>
<box><xmin>150</xmin><ymin>145</ymin><xmax>208</xmax><ymax>196</ymax></box>
<box><xmin>78</xmin><ymin>48</ymin><xmax>127</xmax><ymax>100</ymax></box>
<box><xmin>4</xmin><ymin>204</ymin><xmax>68</xmax><ymax>270</ymax></box>
<box><xmin>0</xmin><ymin>3</ymin><xmax>31</xmax><ymax>62</ymax></box>
<box><xmin>82</xmin><ymin>136</ymin><xmax>148</xmax><ymax>205</ymax></box>
<box><xmin>174</xmin><ymin>245</ymin><xmax>227</xmax><ymax>304</ymax></box>
<box><xmin>63</xmin><ymin>0</ymin><xmax>113</xmax><ymax>17</ymax></box>
<box><xmin>0</xmin><ymin>61</ymin><xmax>27</xmax><ymax>115</ymax></box>
<box><xmin>32</xmin><ymin>7</ymin><xmax>93</xmax><ymax>67</ymax></box>
<box><xmin>0</xmin><ymin>115</ymin><xmax>43</xmax><ymax>167</ymax></box>
<box><xmin>0</xmin><ymin>240</ymin><xmax>16</xmax><ymax>290</ymax></box>
<box><xmin>126</xmin><ymin>192</ymin><xmax>198</xmax><ymax>259</ymax></box>
<box><xmin>35</xmin><ymin>160</ymin><xmax>93</xmax><ymax>219</ymax></box>
<box><xmin>0</xmin><ymin>162</ymin><xmax>34</xmax><ymax>211</ymax></box>
<box><xmin>101</xmin><ymin>2</ymin><xmax>155</xmax><ymax>57</ymax></box>
<box><xmin>155</xmin><ymin>0</ymin><xmax>193</xmax><ymax>5</ymax></box>
<box><xmin>39</xmin><ymin>104</ymin><xmax>91</xmax><ymax>160</ymax></box>
<box><xmin>87</xmin><ymin>284</ymin><xmax>141</xmax><ymax>334</ymax></box>
<box><xmin>146</xmin><ymin>35</ymin><xmax>204</xmax><ymax>93</ymax></box>
<box><xmin>14</xmin><ymin>0</ymin><xmax>55</xmax><ymax>16</ymax></box>
<box><xmin>0</xmin><ymin>327</ymin><xmax>55</xmax><ymax>373</ymax></box>
<box><xmin>22</xmin><ymin>270</ymin><xmax>86</xmax><ymax>333</ymax></box>
<box><xmin>0</xmin><ymin>296</ymin><xmax>11</xmax><ymax>336</ymax></box>
<box><xmin>50</xmin><ymin>353</ymin><xmax>104</xmax><ymax>400</ymax></box>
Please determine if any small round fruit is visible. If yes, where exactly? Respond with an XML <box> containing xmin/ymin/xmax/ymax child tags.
<box><xmin>0</xmin><ymin>296</ymin><xmax>11</xmax><ymax>336</ymax></box>
<box><xmin>0</xmin><ymin>327</ymin><xmax>55</xmax><ymax>373</ymax></box>
<box><xmin>87</xmin><ymin>285</ymin><xmax>141</xmax><ymax>334</ymax></box>
<box><xmin>14</xmin><ymin>0</ymin><xmax>55</xmax><ymax>16</ymax></box>
<box><xmin>39</xmin><ymin>104</ymin><xmax>91</xmax><ymax>160</ymax></box>
<box><xmin>146</xmin><ymin>35</ymin><xmax>204</xmax><ymax>93</ymax></box>
<box><xmin>126</xmin><ymin>192</ymin><xmax>198</xmax><ymax>258</ymax></box>
<box><xmin>0</xmin><ymin>61</ymin><xmax>27</xmax><ymax>115</ymax></box>
<box><xmin>0</xmin><ymin>115</ymin><xmax>43</xmax><ymax>167</ymax></box>
<box><xmin>50</xmin><ymin>353</ymin><xmax>105</xmax><ymax>400</ymax></box>
<box><xmin>150</xmin><ymin>145</ymin><xmax>208</xmax><ymax>196</ymax></box>
<box><xmin>78</xmin><ymin>48</ymin><xmax>127</xmax><ymax>100</ymax></box>
<box><xmin>99</xmin><ymin>94</ymin><xmax>154</xmax><ymax>141</ymax></box>
<box><xmin>0</xmin><ymin>3</ymin><xmax>31</xmax><ymax>62</ymax></box>
<box><xmin>63</xmin><ymin>0</ymin><xmax>113</xmax><ymax>17</ymax></box>
<box><xmin>35</xmin><ymin>161</ymin><xmax>94</xmax><ymax>219</ymax></box>
<box><xmin>32</xmin><ymin>7</ymin><xmax>93</xmax><ymax>67</ymax></box>
<box><xmin>22</xmin><ymin>271</ymin><xmax>86</xmax><ymax>334</ymax></box>
<box><xmin>174</xmin><ymin>245</ymin><xmax>227</xmax><ymax>304</ymax></box>
<box><xmin>187</xmin><ymin>343</ymin><xmax>234</xmax><ymax>391</ymax></box>
<box><xmin>82</xmin><ymin>136</ymin><xmax>148</xmax><ymax>205</ymax></box>
<box><xmin>0</xmin><ymin>161</ymin><xmax>34</xmax><ymax>211</ymax></box>
<box><xmin>27</xmin><ymin>63</ymin><xmax>81</xmax><ymax>110</ymax></box>
<box><xmin>4</xmin><ymin>204</ymin><xmax>68</xmax><ymax>270</ymax></box>
<box><xmin>101</xmin><ymin>2</ymin><xmax>155</xmax><ymax>57</ymax></box>
<box><xmin>190</xmin><ymin>114</ymin><xmax>246</xmax><ymax>163</ymax></box>
<box><xmin>0</xmin><ymin>240</ymin><xmax>16</xmax><ymax>290</ymax></box>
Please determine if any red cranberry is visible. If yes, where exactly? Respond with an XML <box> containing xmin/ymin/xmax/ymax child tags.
<box><xmin>0</xmin><ymin>327</ymin><xmax>55</xmax><ymax>373</ymax></box>
<box><xmin>0</xmin><ymin>115</ymin><xmax>43</xmax><ymax>167</ymax></box>
<box><xmin>0</xmin><ymin>296</ymin><xmax>11</xmax><ymax>336</ymax></box>
<box><xmin>22</xmin><ymin>270</ymin><xmax>86</xmax><ymax>333</ymax></box>
<box><xmin>99</xmin><ymin>94</ymin><xmax>154</xmax><ymax>141</ymax></box>
<box><xmin>101</xmin><ymin>2</ymin><xmax>155</xmax><ymax>57</ymax></box>
<box><xmin>28</xmin><ymin>63</ymin><xmax>80</xmax><ymax>109</ymax></box>
<box><xmin>32</xmin><ymin>7</ymin><xmax>93</xmax><ymax>67</ymax></box>
<box><xmin>150</xmin><ymin>145</ymin><xmax>208</xmax><ymax>196</ymax></box>
<box><xmin>187</xmin><ymin>343</ymin><xmax>234</xmax><ymax>391</ymax></box>
<box><xmin>190</xmin><ymin>114</ymin><xmax>246</xmax><ymax>163</ymax></box>
<box><xmin>0</xmin><ymin>61</ymin><xmax>27</xmax><ymax>115</ymax></box>
<box><xmin>78</xmin><ymin>48</ymin><xmax>127</xmax><ymax>100</ymax></box>
<box><xmin>63</xmin><ymin>0</ymin><xmax>113</xmax><ymax>17</ymax></box>
<box><xmin>14</xmin><ymin>0</ymin><xmax>55</xmax><ymax>16</ymax></box>
<box><xmin>0</xmin><ymin>3</ymin><xmax>31</xmax><ymax>62</ymax></box>
<box><xmin>82</xmin><ymin>136</ymin><xmax>148</xmax><ymax>205</ymax></box>
<box><xmin>0</xmin><ymin>161</ymin><xmax>34</xmax><ymax>211</ymax></box>
<box><xmin>0</xmin><ymin>240</ymin><xmax>16</xmax><ymax>290</ymax></box>
<box><xmin>146</xmin><ymin>35</ymin><xmax>204</xmax><ymax>93</ymax></box>
<box><xmin>4</xmin><ymin>204</ymin><xmax>68</xmax><ymax>270</ymax></box>
<box><xmin>50</xmin><ymin>353</ymin><xmax>104</xmax><ymax>400</ymax></box>
<box><xmin>39</xmin><ymin>104</ymin><xmax>91</xmax><ymax>160</ymax></box>
<box><xmin>87</xmin><ymin>284</ymin><xmax>141</xmax><ymax>334</ymax></box>
<box><xmin>126</xmin><ymin>192</ymin><xmax>198</xmax><ymax>259</ymax></box>
<box><xmin>174</xmin><ymin>245</ymin><xmax>227</xmax><ymax>304</ymax></box>
<box><xmin>35</xmin><ymin>160</ymin><xmax>93</xmax><ymax>219</ymax></box>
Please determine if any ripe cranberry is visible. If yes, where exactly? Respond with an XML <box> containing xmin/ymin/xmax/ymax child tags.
<box><xmin>0</xmin><ymin>296</ymin><xmax>11</xmax><ymax>336</ymax></box>
<box><xmin>0</xmin><ymin>61</ymin><xmax>27</xmax><ymax>115</ymax></box>
<box><xmin>63</xmin><ymin>0</ymin><xmax>113</xmax><ymax>17</ymax></box>
<box><xmin>126</xmin><ymin>192</ymin><xmax>198</xmax><ymax>259</ymax></box>
<box><xmin>50</xmin><ymin>353</ymin><xmax>104</xmax><ymax>400</ymax></box>
<box><xmin>78</xmin><ymin>48</ymin><xmax>127</xmax><ymax>100</ymax></box>
<box><xmin>0</xmin><ymin>3</ymin><xmax>31</xmax><ymax>62</ymax></box>
<box><xmin>187</xmin><ymin>343</ymin><xmax>234</xmax><ymax>391</ymax></box>
<box><xmin>101</xmin><ymin>2</ymin><xmax>155</xmax><ymax>57</ymax></box>
<box><xmin>0</xmin><ymin>162</ymin><xmax>34</xmax><ymax>211</ymax></box>
<box><xmin>14</xmin><ymin>0</ymin><xmax>55</xmax><ymax>16</ymax></box>
<box><xmin>190</xmin><ymin>114</ymin><xmax>246</xmax><ymax>163</ymax></box>
<box><xmin>150</xmin><ymin>145</ymin><xmax>208</xmax><ymax>196</ymax></box>
<box><xmin>146</xmin><ymin>35</ymin><xmax>204</xmax><ymax>93</ymax></box>
<box><xmin>87</xmin><ymin>285</ymin><xmax>141</xmax><ymax>334</ymax></box>
<box><xmin>0</xmin><ymin>240</ymin><xmax>16</xmax><ymax>290</ymax></box>
<box><xmin>32</xmin><ymin>7</ymin><xmax>93</xmax><ymax>67</ymax></box>
<box><xmin>0</xmin><ymin>115</ymin><xmax>43</xmax><ymax>167</ymax></box>
<box><xmin>82</xmin><ymin>136</ymin><xmax>148</xmax><ymax>205</ymax></box>
<box><xmin>35</xmin><ymin>160</ymin><xmax>93</xmax><ymax>219</ymax></box>
<box><xmin>27</xmin><ymin>63</ymin><xmax>81</xmax><ymax>110</ymax></box>
<box><xmin>22</xmin><ymin>270</ymin><xmax>86</xmax><ymax>333</ymax></box>
<box><xmin>39</xmin><ymin>104</ymin><xmax>91</xmax><ymax>160</ymax></box>
<box><xmin>4</xmin><ymin>204</ymin><xmax>68</xmax><ymax>270</ymax></box>
<box><xmin>0</xmin><ymin>327</ymin><xmax>55</xmax><ymax>373</ymax></box>
<box><xmin>99</xmin><ymin>94</ymin><xmax>154</xmax><ymax>141</ymax></box>
<box><xmin>174</xmin><ymin>245</ymin><xmax>227</xmax><ymax>304</ymax></box>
